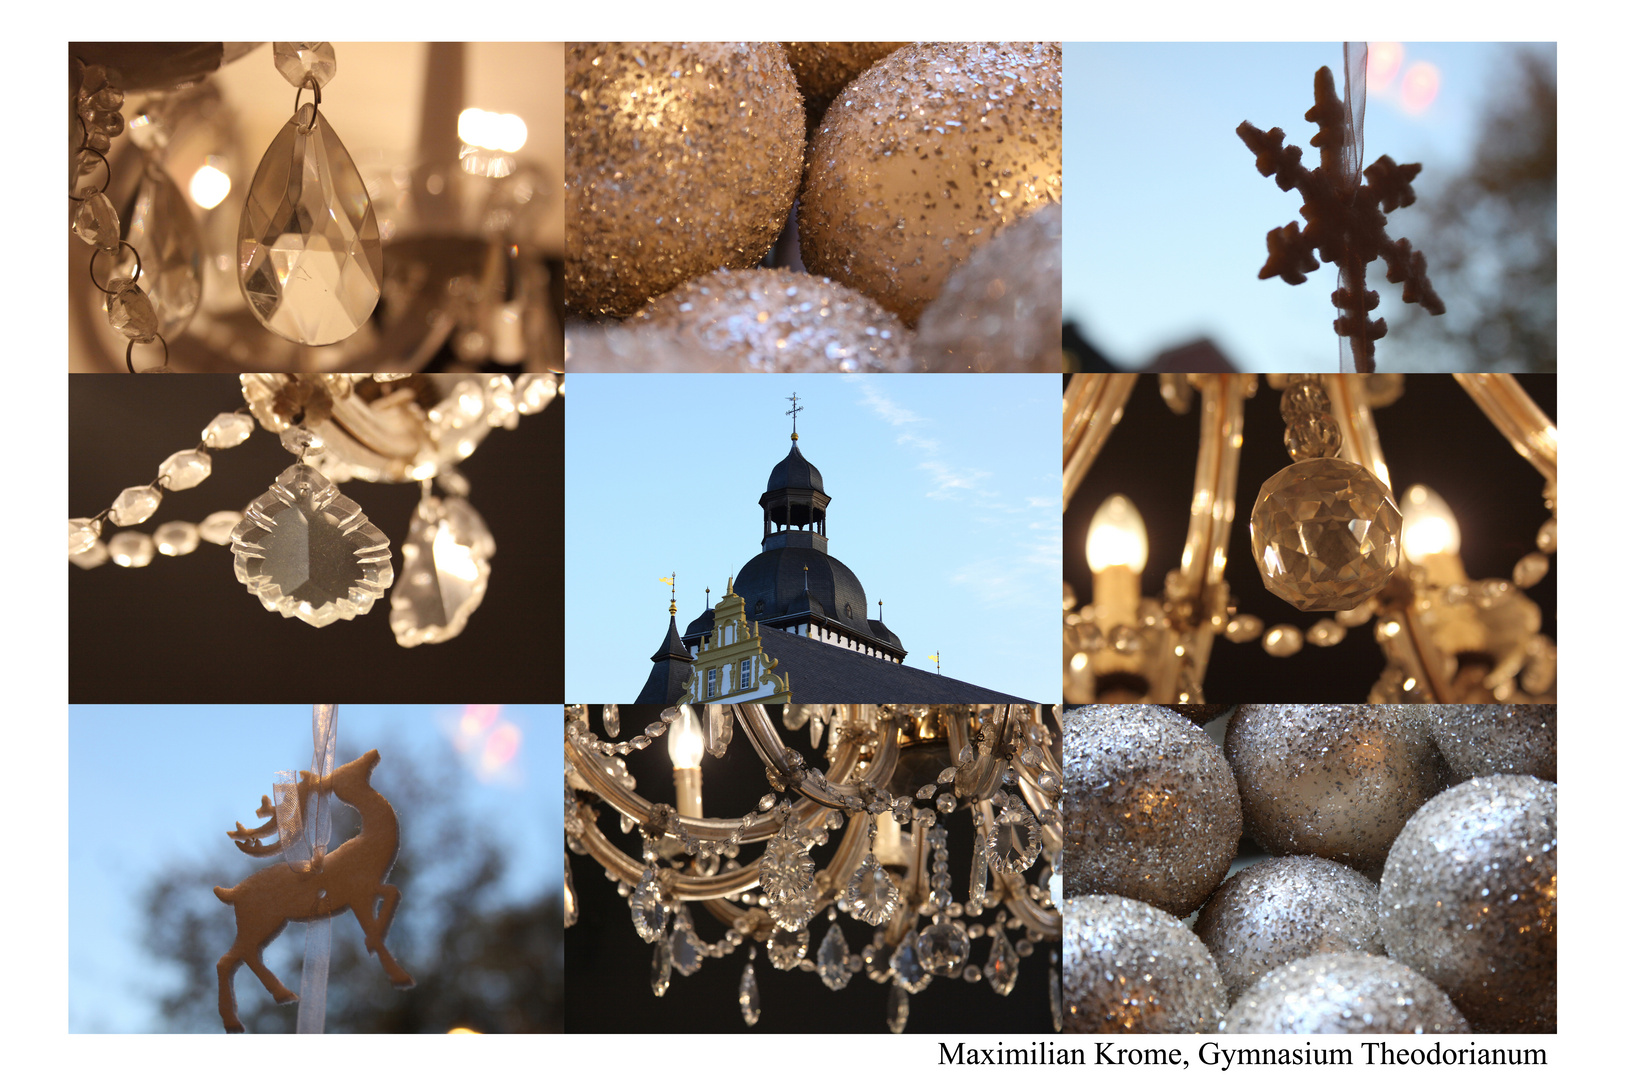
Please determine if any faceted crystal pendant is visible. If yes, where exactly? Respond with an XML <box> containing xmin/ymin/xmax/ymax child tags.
<box><xmin>158</xmin><ymin>449</ymin><xmax>212</xmax><ymax>490</ymax></box>
<box><xmin>845</xmin><ymin>854</ymin><xmax>901</xmax><ymax>926</ymax></box>
<box><xmin>228</xmin><ymin>463</ymin><xmax>394</xmax><ymax>627</ymax></box>
<box><xmin>886</xmin><ymin>981</ymin><xmax>910</xmax><ymax>1034</ymax></box>
<box><xmin>108</xmin><ymin>531</ymin><xmax>155</xmax><ymax>567</ymax></box>
<box><xmin>767</xmin><ymin>924</ymin><xmax>810</xmax><ymax>970</ymax></box>
<box><xmin>389</xmin><ymin>495</ymin><xmax>495</xmax><ymax>647</ymax></box>
<box><xmin>274</xmin><ymin>42</ymin><xmax>337</xmax><ymax>89</ymax></box>
<box><xmin>739</xmin><ymin>954</ymin><xmax>761</xmax><ymax>1027</ymax></box>
<box><xmin>601</xmin><ymin>702</ymin><xmax>621</xmax><ymax>738</ymax></box>
<box><xmin>121</xmin><ymin>161</ymin><xmax>203</xmax><ymax>338</ymax></box>
<box><xmin>198</xmin><ymin>510</ymin><xmax>244</xmax><ymax>545</ymax></box>
<box><xmin>72</xmin><ymin>192</ymin><xmax>121</xmax><ymax>250</ymax></box>
<box><xmin>668</xmin><ymin>905</ymin><xmax>704</xmax><ymax>976</ymax></box>
<box><xmin>703</xmin><ymin>703</ymin><xmax>733</xmax><ymax>759</ymax></box>
<box><xmin>889</xmin><ymin>931</ymin><xmax>932</xmax><ymax>993</ymax></box>
<box><xmin>202</xmin><ymin>411</ymin><xmax>254</xmax><ymax>448</ymax></box>
<box><xmin>153</xmin><ymin>521</ymin><xmax>199</xmax><ymax>556</ymax></box>
<box><xmin>917</xmin><ymin>919</ymin><xmax>971</xmax><ymax>977</ymax></box>
<box><xmin>1250</xmin><ymin>457</ymin><xmax>1403</xmax><ymax>611</ymax></box>
<box><xmin>816</xmin><ymin>922</ymin><xmax>853</xmax><ymax>990</ymax></box>
<box><xmin>983</xmin><ymin>921</ymin><xmax>1020</xmax><ymax>996</ymax></box>
<box><xmin>650</xmin><ymin>937</ymin><xmax>672</xmax><ymax>997</ymax></box>
<box><xmin>987</xmin><ymin>800</ymin><xmax>1042</xmax><ymax>874</ymax></box>
<box><xmin>239</xmin><ymin>104</ymin><xmax>382</xmax><ymax>346</ymax></box>
<box><xmin>629</xmin><ymin>864</ymin><xmax>668</xmax><ymax>943</ymax></box>
<box><xmin>760</xmin><ymin>832</ymin><xmax>817</xmax><ymax>931</ymax></box>
<box><xmin>110</xmin><ymin>485</ymin><xmax>161</xmax><ymax>526</ymax></box>
<box><xmin>69</xmin><ymin>517</ymin><xmax>102</xmax><ymax>556</ymax></box>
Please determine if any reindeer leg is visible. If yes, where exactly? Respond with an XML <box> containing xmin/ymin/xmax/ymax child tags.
<box><xmin>217</xmin><ymin>951</ymin><xmax>245</xmax><ymax>1034</ymax></box>
<box><xmin>244</xmin><ymin>944</ymin><xmax>298</xmax><ymax>1006</ymax></box>
<box><xmin>351</xmin><ymin>889</ymin><xmax>414</xmax><ymax>988</ymax></box>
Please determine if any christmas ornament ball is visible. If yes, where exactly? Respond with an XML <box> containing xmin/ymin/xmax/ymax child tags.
<box><xmin>565</xmin><ymin>43</ymin><xmax>804</xmax><ymax>317</ymax></box>
<box><xmin>780</xmin><ymin>42</ymin><xmax>905</xmax><ymax>131</ymax></box>
<box><xmin>798</xmin><ymin>41</ymin><xmax>1062</xmax><ymax>326</ymax></box>
<box><xmin>1061</xmin><ymin>705</ymin><xmax>1241</xmax><ymax>916</ymax></box>
<box><xmin>1062</xmin><ymin>894</ymin><xmax>1226</xmax><ymax>1034</ymax></box>
<box><xmin>1223</xmin><ymin>953</ymin><xmax>1469</xmax><ymax>1034</ymax></box>
<box><xmin>914</xmin><ymin>202</ymin><xmax>1063</xmax><ymax>371</ymax></box>
<box><xmin>636</xmin><ymin>268</ymin><xmax>913</xmax><ymax>372</ymax></box>
<box><xmin>1225</xmin><ymin>704</ymin><xmax>1448</xmax><ymax>877</ymax></box>
<box><xmin>1424</xmin><ymin>704</ymin><xmax>1556</xmax><ymax>783</ymax></box>
<box><xmin>1380</xmin><ymin>774</ymin><xmax>1557</xmax><ymax>1032</ymax></box>
<box><xmin>1193</xmin><ymin>855</ymin><xmax>1383</xmax><ymax>1003</ymax></box>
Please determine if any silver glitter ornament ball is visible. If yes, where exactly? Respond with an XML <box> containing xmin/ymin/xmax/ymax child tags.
<box><xmin>798</xmin><ymin>42</ymin><xmax>1062</xmax><ymax>326</ymax></box>
<box><xmin>565</xmin><ymin>43</ymin><xmax>804</xmax><ymax>317</ymax></box>
<box><xmin>914</xmin><ymin>203</ymin><xmax>1062</xmax><ymax>372</ymax></box>
<box><xmin>1194</xmin><ymin>855</ymin><xmax>1383</xmax><ymax>1003</ymax></box>
<box><xmin>1223</xmin><ymin>953</ymin><xmax>1469</xmax><ymax>1034</ymax></box>
<box><xmin>1061</xmin><ymin>705</ymin><xmax>1241</xmax><ymax>916</ymax></box>
<box><xmin>1380</xmin><ymin>774</ymin><xmax>1557</xmax><ymax>1032</ymax></box>
<box><xmin>780</xmin><ymin>42</ymin><xmax>906</xmax><ymax>133</ymax></box>
<box><xmin>1424</xmin><ymin>704</ymin><xmax>1556</xmax><ymax>783</ymax></box>
<box><xmin>1062</xmin><ymin>895</ymin><xmax>1226</xmax><ymax>1034</ymax></box>
<box><xmin>1226</xmin><ymin>704</ymin><xmax>1448</xmax><ymax>877</ymax></box>
<box><xmin>636</xmin><ymin>268</ymin><xmax>913</xmax><ymax>372</ymax></box>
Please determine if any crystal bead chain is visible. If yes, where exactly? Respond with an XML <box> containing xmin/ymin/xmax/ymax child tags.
<box><xmin>70</xmin><ymin>60</ymin><xmax>171</xmax><ymax>373</ymax></box>
<box><xmin>69</xmin><ymin>407</ymin><xmax>255</xmax><ymax>565</ymax></box>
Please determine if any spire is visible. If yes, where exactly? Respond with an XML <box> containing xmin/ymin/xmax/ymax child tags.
<box><xmin>661</xmin><ymin>573</ymin><xmax>677</xmax><ymax>616</ymax></box>
<box><xmin>786</xmin><ymin>391</ymin><xmax>803</xmax><ymax>442</ymax></box>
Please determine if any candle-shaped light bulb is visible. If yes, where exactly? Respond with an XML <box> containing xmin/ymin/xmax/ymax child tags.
<box><xmin>1086</xmin><ymin>495</ymin><xmax>1148</xmax><ymax>573</ymax></box>
<box><xmin>667</xmin><ymin>705</ymin><xmax>705</xmax><ymax>769</ymax></box>
<box><xmin>1400</xmin><ymin>484</ymin><xmax>1465</xmax><ymax>584</ymax></box>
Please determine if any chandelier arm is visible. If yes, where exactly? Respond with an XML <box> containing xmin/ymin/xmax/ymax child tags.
<box><xmin>1063</xmin><ymin>373</ymin><xmax>1138</xmax><ymax>503</ymax></box>
<box><xmin>1378</xmin><ymin>604</ymin><xmax>1454</xmax><ymax>704</ymax></box>
<box><xmin>861</xmin><ymin>711</ymin><xmax>902</xmax><ymax>789</ymax></box>
<box><xmin>1172</xmin><ymin>374</ymin><xmax>1250</xmax><ymax>603</ymax></box>
<box><xmin>1453</xmin><ymin>374</ymin><xmax>1557</xmax><ymax>482</ymax></box>
<box><xmin>996</xmin><ymin>871</ymin><xmax>1061</xmax><ymax>939</ymax></box>
<box><xmin>573</xmin><ymin>810</ymin><xmax>767</xmax><ymax>899</ymax></box>
<box><xmin>733</xmin><ymin>704</ymin><xmax>873</xmax><ymax>810</ymax></box>
<box><xmin>1324</xmin><ymin>374</ymin><xmax>1393</xmax><ymax>491</ymax></box>
<box><xmin>946</xmin><ymin>707</ymin><xmax>1009</xmax><ymax>802</ymax></box>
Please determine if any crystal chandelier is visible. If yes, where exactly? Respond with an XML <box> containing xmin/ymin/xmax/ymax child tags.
<box><xmin>1063</xmin><ymin>373</ymin><xmax>1556</xmax><ymax>705</ymax></box>
<box><xmin>563</xmin><ymin>704</ymin><xmax>1065</xmax><ymax>1032</ymax></box>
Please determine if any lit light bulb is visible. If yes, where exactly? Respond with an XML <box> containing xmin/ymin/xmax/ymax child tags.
<box><xmin>1400</xmin><ymin>484</ymin><xmax>1461</xmax><ymax>559</ymax></box>
<box><xmin>667</xmin><ymin>705</ymin><xmax>704</xmax><ymax>769</ymax></box>
<box><xmin>1086</xmin><ymin>494</ymin><xmax>1148</xmax><ymax>573</ymax></box>
<box><xmin>189</xmin><ymin>160</ymin><xmax>232</xmax><ymax>209</ymax></box>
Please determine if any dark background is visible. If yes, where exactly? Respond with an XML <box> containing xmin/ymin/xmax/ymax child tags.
<box><xmin>69</xmin><ymin>374</ymin><xmax>564</xmax><ymax>702</ymax></box>
<box><xmin>1063</xmin><ymin>374</ymin><xmax>1557</xmax><ymax>704</ymax></box>
<box><xmin>566</xmin><ymin>704</ymin><xmax>1059</xmax><ymax>1033</ymax></box>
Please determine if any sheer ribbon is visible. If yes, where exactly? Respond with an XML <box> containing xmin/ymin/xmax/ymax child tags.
<box><xmin>272</xmin><ymin>704</ymin><xmax>339</xmax><ymax>1033</ymax></box>
<box><xmin>1338</xmin><ymin>41</ymin><xmax>1369</xmax><ymax>374</ymax></box>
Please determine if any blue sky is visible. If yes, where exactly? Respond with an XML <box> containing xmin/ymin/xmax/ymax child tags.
<box><xmin>67</xmin><ymin>703</ymin><xmax>561</xmax><ymax>1033</ymax></box>
<box><xmin>1065</xmin><ymin>42</ymin><xmax>1554</xmax><ymax>372</ymax></box>
<box><xmin>565</xmin><ymin>374</ymin><xmax>1060</xmax><ymax>703</ymax></box>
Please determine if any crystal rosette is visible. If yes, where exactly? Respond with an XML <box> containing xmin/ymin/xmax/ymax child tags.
<box><xmin>239</xmin><ymin>105</ymin><xmax>382</xmax><ymax>345</ymax></box>
<box><xmin>229</xmin><ymin>463</ymin><xmax>393</xmax><ymax>627</ymax></box>
<box><xmin>388</xmin><ymin>495</ymin><xmax>495</xmax><ymax>647</ymax></box>
<box><xmin>1250</xmin><ymin>457</ymin><xmax>1403</xmax><ymax>611</ymax></box>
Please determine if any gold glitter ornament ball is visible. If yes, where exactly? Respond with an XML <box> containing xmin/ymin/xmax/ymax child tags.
<box><xmin>1061</xmin><ymin>705</ymin><xmax>1241</xmax><ymax>917</ymax></box>
<box><xmin>565</xmin><ymin>43</ymin><xmax>804</xmax><ymax>317</ymax></box>
<box><xmin>1225</xmin><ymin>704</ymin><xmax>1448</xmax><ymax>878</ymax></box>
<box><xmin>1062</xmin><ymin>895</ymin><xmax>1226</xmax><ymax>1034</ymax></box>
<box><xmin>1380</xmin><ymin>774</ymin><xmax>1557</xmax><ymax>1033</ymax></box>
<box><xmin>636</xmin><ymin>268</ymin><xmax>914</xmax><ymax>372</ymax></box>
<box><xmin>1193</xmin><ymin>855</ymin><xmax>1384</xmax><ymax>1003</ymax></box>
<box><xmin>915</xmin><ymin>202</ymin><xmax>1063</xmax><ymax>371</ymax></box>
<box><xmin>1223</xmin><ymin>954</ymin><xmax>1469</xmax><ymax>1034</ymax></box>
<box><xmin>798</xmin><ymin>42</ymin><xmax>1063</xmax><ymax>326</ymax></box>
<box><xmin>1423</xmin><ymin>704</ymin><xmax>1556</xmax><ymax>783</ymax></box>
<box><xmin>780</xmin><ymin>42</ymin><xmax>906</xmax><ymax>133</ymax></box>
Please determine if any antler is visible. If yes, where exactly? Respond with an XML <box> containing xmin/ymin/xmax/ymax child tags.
<box><xmin>228</xmin><ymin>794</ymin><xmax>283</xmax><ymax>856</ymax></box>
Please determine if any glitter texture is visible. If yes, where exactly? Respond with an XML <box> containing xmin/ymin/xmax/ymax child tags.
<box><xmin>914</xmin><ymin>202</ymin><xmax>1062</xmax><ymax>371</ymax></box>
<box><xmin>798</xmin><ymin>42</ymin><xmax>1062</xmax><ymax>326</ymax></box>
<box><xmin>1225</xmin><ymin>704</ymin><xmax>1448</xmax><ymax>877</ymax></box>
<box><xmin>1061</xmin><ymin>705</ymin><xmax>1241</xmax><ymax>916</ymax></box>
<box><xmin>1423</xmin><ymin>704</ymin><xmax>1556</xmax><ymax>783</ymax></box>
<box><xmin>1379</xmin><ymin>775</ymin><xmax>1556</xmax><ymax>1033</ymax></box>
<box><xmin>636</xmin><ymin>267</ymin><xmax>913</xmax><ymax>372</ymax></box>
<box><xmin>1223</xmin><ymin>953</ymin><xmax>1469</xmax><ymax>1034</ymax></box>
<box><xmin>1193</xmin><ymin>855</ymin><xmax>1383</xmax><ymax>1003</ymax></box>
<box><xmin>781</xmin><ymin>42</ymin><xmax>906</xmax><ymax>133</ymax></box>
<box><xmin>565</xmin><ymin>43</ymin><xmax>804</xmax><ymax>317</ymax></box>
<box><xmin>1061</xmin><ymin>895</ymin><xmax>1226</xmax><ymax>1034</ymax></box>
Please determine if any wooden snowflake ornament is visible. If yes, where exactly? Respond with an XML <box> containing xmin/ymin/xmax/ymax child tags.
<box><xmin>214</xmin><ymin>749</ymin><xmax>413</xmax><ymax>1033</ymax></box>
<box><xmin>1238</xmin><ymin>65</ymin><xmax>1445</xmax><ymax>372</ymax></box>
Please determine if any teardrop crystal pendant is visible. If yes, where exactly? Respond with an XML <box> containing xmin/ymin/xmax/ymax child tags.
<box><xmin>983</xmin><ymin>921</ymin><xmax>1021</xmax><ymax>996</ymax></box>
<box><xmin>239</xmin><ymin>103</ymin><xmax>381</xmax><ymax>345</ymax></box>
<box><xmin>630</xmin><ymin>864</ymin><xmax>667</xmax><ymax>943</ymax></box>
<box><xmin>389</xmin><ymin>495</ymin><xmax>495</xmax><ymax>647</ymax></box>
<box><xmin>739</xmin><ymin>952</ymin><xmax>761</xmax><ymax>1027</ymax></box>
<box><xmin>228</xmin><ymin>463</ymin><xmax>393</xmax><ymax>627</ymax></box>
<box><xmin>122</xmin><ymin>160</ymin><xmax>202</xmax><ymax>339</ymax></box>
<box><xmin>844</xmin><ymin>854</ymin><xmax>901</xmax><ymax>926</ymax></box>
<box><xmin>816</xmin><ymin>921</ymin><xmax>853</xmax><ymax>990</ymax></box>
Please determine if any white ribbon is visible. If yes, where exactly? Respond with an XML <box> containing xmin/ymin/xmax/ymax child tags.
<box><xmin>1338</xmin><ymin>41</ymin><xmax>1369</xmax><ymax>374</ymax></box>
<box><xmin>272</xmin><ymin>704</ymin><xmax>338</xmax><ymax>1034</ymax></box>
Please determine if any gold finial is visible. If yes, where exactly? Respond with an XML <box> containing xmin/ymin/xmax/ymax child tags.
<box><xmin>786</xmin><ymin>392</ymin><xmax>803</xmax><ymax>441</ymax></box>
<box><xmin>705</xmin><ymin>586</ymin><xmax>711</xmax><ymax>608</ymax></box>
<box><xmin>661</xmin><ymin>573</ymin><xmax>676</xmax><ymax>616</ymax></box>
<box><xmin>727</xmin><ymin>575</ymin><xmax>735</xmax><ymax>595</ymax></box>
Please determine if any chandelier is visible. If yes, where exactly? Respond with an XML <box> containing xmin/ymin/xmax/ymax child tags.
<box><xmin>68</xmin><ymin>42</ymin><xmax>561</xmax><ymax>374</ymax></box>
<box><xmin>1063</xmin><ymin>373</ymin><xmax>1557</xmax><ymax>705</ymax></box>
<box><xmin>563</xmin><ymin>704</ymin><xmax>1064</xmax><ymax>1032</ymax></box>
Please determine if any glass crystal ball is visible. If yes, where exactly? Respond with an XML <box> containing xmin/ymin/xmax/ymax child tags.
<box><xmin>1379</xmin><ymin>775</ymin><xmax>1557</xmax><ymax>1033</ymax></box>
<box><xmin>1223</xmin><ymin>953</ymin><xmax>1469</xmax><ymax>1034</ymax></box>
<box><xmin>1061</xmin><ymin>705</ymin><xmax>1241</xmax><ymax>916</ymax></box>
<box><xmin>1062</xmin><ymin>895</ymin><xmax>1226</xmax><ymax>1034</ymax></box>
<box><xmin>1193</xmin><ymin>854</ymin><xmax>1383</xmax><ymax>1003</ymax></box>
<box><xmin>1250</xmin><ymin>457</ymin><xmax>1402</xmax><ymax>611</ymax></box>
<box><xmin>1225</xmin><ymin>705</ymin><xmax>1448</xmax><ymax>878</ymax></box>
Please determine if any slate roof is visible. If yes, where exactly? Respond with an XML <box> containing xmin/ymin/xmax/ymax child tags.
<box><xmin>757</xmin><ymin>629</ymin><xmax>1032</xmax><ymax>704</ymax></box>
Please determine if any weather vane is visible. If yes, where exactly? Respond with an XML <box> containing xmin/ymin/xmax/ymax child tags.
<box><xmin>786</xmin><ymin>392</ymin><xmax>803</xmax><ymax>441</ymax></box>
<box><xmin>660</xmin><ymin>573</ymin><xmax>676</xmax><ymax>616</ymax></box>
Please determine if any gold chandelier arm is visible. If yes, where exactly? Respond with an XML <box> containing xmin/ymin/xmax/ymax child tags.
<box><xmin>1454</xmin><ymin>374</ymin><xmax>1558</xmax><ymax>482</ymax></box>
<box><xmin>572</xmin><ymin>807</ymin><xmax>768</xmax><ymax>899</ymax></box>
<box><xmin>996</xmin><ymin>872</ymin><xmax>1061</xmax><ymax>939</ymax></box>
<box><xmin>1324</xmin><ymin>374</ymin><xmax>1392</xmax><ymax>491</ymax></box>
<box><xmin>1063</xmin><ymin>373</ymin><xmax>1137</xmax><ymax>503</ymax></box>
<box><xmin>733</xmin><ymin>704</ymin><xmax>893</xmax><ymax>808</ymax></box>
<box><xmin>1173</xmin><ymin>375</ymin><xmax>1251</xmax><ymax>601</ymax></box>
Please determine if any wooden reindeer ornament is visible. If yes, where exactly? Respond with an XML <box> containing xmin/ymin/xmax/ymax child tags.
<box><xmin>214</xmin><ymin>748</ymin><xmax>413</xmax><ymax>1033</ymax></box>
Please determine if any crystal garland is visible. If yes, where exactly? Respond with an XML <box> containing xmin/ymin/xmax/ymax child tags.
<box><xmin>563</xmin><ymin>704</ymin><xmax>1065</xmax><ymax>1032</ymax></box>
